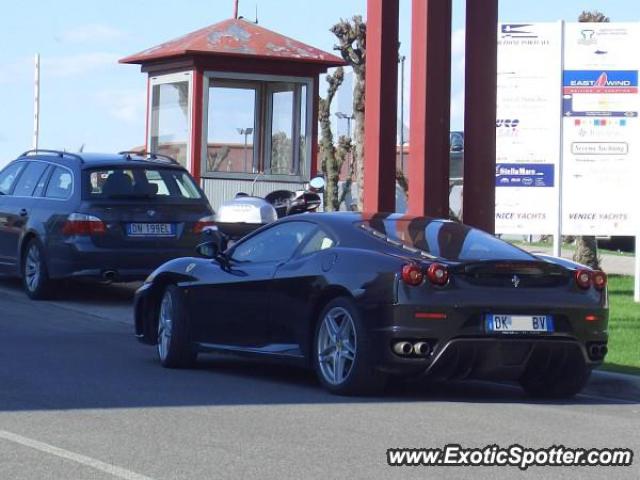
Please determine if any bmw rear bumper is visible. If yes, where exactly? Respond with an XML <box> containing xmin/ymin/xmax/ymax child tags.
<box><xmin>48</xmin><ymin>244</ymin><xmax>194</xmax><ymax>281</ymax></box>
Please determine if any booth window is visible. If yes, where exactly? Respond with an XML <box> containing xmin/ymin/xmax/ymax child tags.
<box><xmin>204</xmin><ymin>74</ymin><xmax>311</xmax><ymax>180</ymax></box>
<box><xmin>149</xmin><ymin>79</ymin><xmax>191</xmax><ymax>167</ymax></box>
<box><xmin>207</xmin><ymin>82</ymin><xmax>258</xmax><ymax>174</ymax></box>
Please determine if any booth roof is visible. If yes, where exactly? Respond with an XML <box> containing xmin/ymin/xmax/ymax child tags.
<box><xmin>119</xmin><ymin>18</ymin><xmax>346</xmax><ymax>67</ymax></box>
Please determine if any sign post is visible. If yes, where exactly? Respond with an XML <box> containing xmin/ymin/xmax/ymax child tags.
<box><xmin>633</xmin><ymin>234</ymin><xmax>640</xmax><ymax>303</ymax></box>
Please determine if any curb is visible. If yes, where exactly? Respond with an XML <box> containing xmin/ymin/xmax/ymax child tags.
<box><xmin>584</xmin><ymin>370</ymin><xmax>640</xmax><ymax>402</ymax></box>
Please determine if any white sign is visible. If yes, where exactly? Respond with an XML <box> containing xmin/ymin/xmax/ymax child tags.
<box><xmin>561</xmin><ymin>23</ymin><xmax>640</xmax><ymax>236</ymax></box>
<box><xmin>495</xmin><ymin>23</ymin><xmax>563</xmax><ymax>234</ymax></box>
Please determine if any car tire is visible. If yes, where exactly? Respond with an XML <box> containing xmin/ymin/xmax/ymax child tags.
<box><xmin>157</xmin><ymin>285</ymin><xmax>198</xmax><ymax>368</ymax></box>
<box><xmin>21</xmin><ymin>238</ymin><xmax>53</xmax><ymax>300</ymax></box>
<box><xmin>519</xmin><ymin>358</ymin><xmax>591</xmax><ymax>399</ymax></box>
<box><xmin>313</xmin><ymin>297</ymin><xmax>387</xmax><ymax>396</ymax></box>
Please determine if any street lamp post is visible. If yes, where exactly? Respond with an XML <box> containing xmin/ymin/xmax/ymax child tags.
<box><xmin>335</xmin><ymin>112</ymin><xmax>355</xmax><ymax>139</ymax></box>
<box><xmin>237</xmin><ymin>127</ymin><xmax>254</xmax><ymax>172</ymax></box>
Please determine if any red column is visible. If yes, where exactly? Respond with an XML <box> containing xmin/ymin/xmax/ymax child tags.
<box><xmin>462</xmin><ymin>0</ymin><xmax>498</xmax><ymax>233</ymax></box>
<box><xmin>311</xmin><ymin>75</ymin><xmax>320</xmax><ymax>177</ymax></box>
<box><xmin>363</xmin><ymin>0</ymin><xmax>399</xmax><ymax>212</ymax></box>
<box><xmin>408</xmin><ymin>0</ymin><xmax>452</xmax><ymax>218</ymax></box>
<box><xmin>190</xmin><ymin>66</ymin><xmax>204</xmax><ymax>181</ymax></box>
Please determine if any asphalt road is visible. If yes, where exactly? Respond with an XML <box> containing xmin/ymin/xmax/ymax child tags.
<box><xmin>0</xmin><ymin>278</ymin><xmax>638</xmax><ymax>480</ymax></box>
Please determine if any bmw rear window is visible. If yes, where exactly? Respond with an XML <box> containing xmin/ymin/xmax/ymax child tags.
<box><xmin>84</xmin><ymin>167</ymin><xmax>202</xmax><ymax>201</ymax></box>
<box><xmin>358</xmin><ymin>216</ymin><xmax>534</xmax><ymax>262</ymax></box>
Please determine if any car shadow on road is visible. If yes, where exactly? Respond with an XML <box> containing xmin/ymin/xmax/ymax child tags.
<box><xmin>0</xmin><ymin>276</ymin><xmax>636</xmax><ymax>412</ymax></box>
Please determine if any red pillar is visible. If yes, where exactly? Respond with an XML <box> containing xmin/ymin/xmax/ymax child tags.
<box><xmin>407</xmin><ymin>0</ymin><xmax>452</xmax><ymax>218</ymax></box>
<box><xmin>311</xmin><ymin>74</ymin><xmax>320</xmax><ymax>177</ymax></box>
<box><xmin>190</xmin><ymin>66</ymin><xmax>204</xmax><ymax>182</ymax></box>
<box><xmin>363</xmin><ymin>0</ymin><xmax>399</xmax><ymax>212</ymax></box>
<box><xmin>462</xmin><ymin>0</ymin><xmax>498</xmax><ymax>233</ymax></box>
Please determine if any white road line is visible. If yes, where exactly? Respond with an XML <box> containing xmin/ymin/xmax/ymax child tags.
<box><xmin>0</xmin><ymin>430</ymin><xmax>156</xmax><ymax>480</ymax></box>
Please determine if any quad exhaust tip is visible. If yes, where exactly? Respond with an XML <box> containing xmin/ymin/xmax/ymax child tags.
<box><xmin>393</xmin><ymin>341</ymin><xmax>414</xmax><ymax>356</ymax></box>
<box><xmin>588</xmin><ymin>343</ymin><xmax>608</xmax><ymax>360</ymax></box>
<box><xmin>413</xmin><ymin>341</ymin><xmax>431</xmax><ymax>356</ymax></box>
<box><xmin>393</xmin><ymin>341</ymin><xmax>431</xmax><ymax>357</ymax></box>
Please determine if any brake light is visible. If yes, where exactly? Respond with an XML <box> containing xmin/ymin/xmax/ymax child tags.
<box><xmin>401</xmin><ymin>264</ymin><xmax>424</xmax><ymax>286</ymax></box>
<box><xmin>427</xmin><ymin>263</ymin><xmax>449</xmax><ymax>286</ymax></box>
<box><xmin>592</xmin><ymin>271</ymin><xmax>607</xmax><ymax>291</ymax></box>
<box><xmin>575</xmin><ymin>269</ymin><xmax>592</xmax><ymax>290</ymax></box>
<box><xmin>193</xmin><ymin>215</ymin><xmax>216</xmax><ymax>234</ymax></box>
<box><xmin>62</xmin><ymin>213</ymin><xmax>106</xmax><ymax>236</ymax></box>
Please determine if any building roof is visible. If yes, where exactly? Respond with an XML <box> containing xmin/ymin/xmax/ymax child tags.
<box><xmin>119</xmin><ymin>18</ymin><xmax>346</xmax><ymax>67</ymax></box>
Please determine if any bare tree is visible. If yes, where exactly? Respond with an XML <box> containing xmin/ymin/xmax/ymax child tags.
<box><xmin>331</xmin><ymin>16</ymin><xmax>366</xmax><ymax>210</ymax></box>
<box><xmin>319</xmin><ymin>67</ymin><xmax>351</xmax><ymax>211</ymax></box>
<box><xmin>578</xmin><ymin>10</ymin><xmax>610</xmax><ymax>23</ymax></box>
<box><xmin>572</xmin><ymin>10</ymin><xmax>608</xmax><ymax>270</ymax></box>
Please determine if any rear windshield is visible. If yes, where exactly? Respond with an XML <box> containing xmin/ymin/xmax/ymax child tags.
<box><xmin>358</xmin><ymin>217</ymin><xmax>534</xmax><ymax>262</ymax></box>
<box><xmin>84</xmin><ymin>167</ymin><xmax>202</xmax><ymax>201</ymax></box>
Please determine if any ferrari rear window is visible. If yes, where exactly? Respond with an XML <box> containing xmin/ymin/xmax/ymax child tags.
<box><xmin>358</xmin><ymin>216</ymin><xmax>534</xmax><ymax>262</ymax></box>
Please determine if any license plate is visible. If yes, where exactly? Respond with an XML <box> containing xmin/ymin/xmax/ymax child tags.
<box><xmin>127</xmin><ymin>223</ymin><xmax>175</xmax><ymax>237</ymax></box>
<box><xmin>486</xmin><ymin>314</ymin><xmax>554</xmax><ymax>333</ymax></box>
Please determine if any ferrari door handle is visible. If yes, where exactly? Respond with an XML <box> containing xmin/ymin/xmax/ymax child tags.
<box><xmin>19</xmin><ymin>209</ymin><xmax>28</xmax><ymax>217</ymax></box>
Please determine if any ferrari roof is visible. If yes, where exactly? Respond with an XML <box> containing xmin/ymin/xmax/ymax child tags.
<box><xmin>119</xmin><ymin>18</ymin><xmax>345</xmax><ymax>67</ymax></box>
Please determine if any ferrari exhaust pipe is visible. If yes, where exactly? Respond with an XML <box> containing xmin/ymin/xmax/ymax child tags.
<box><xmin>393</xmin><ymin>341</ymin><xmax>414</xmax><ymax>356</ymax></box>
<box><xmin>413</xmin><ymin>342</ymin><xmax>431</xmax><ymax>356</ymax></box>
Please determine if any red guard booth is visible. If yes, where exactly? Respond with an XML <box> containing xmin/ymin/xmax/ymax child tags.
<box><xmin>120</xmin><ymin>18</ymin><xmax>344</xmax><ymax>209</ymax></box>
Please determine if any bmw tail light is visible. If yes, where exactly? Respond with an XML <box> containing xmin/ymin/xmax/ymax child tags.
<box><xmin>401</xmin><ymin>264</ymin><xmax>424</xmax><ymax>286</ymax></box>
<box><xmin>592</xmin><ymin>271</ymin><xmax>607</xmax><ymax>291</ymax></box>
<box><xmin>193</xmin><ymin>215</ymin><xmax>216</xmax><ymax>234</ymax></box>
<box><xmin>62</xmin><ymin>213</ymin><xmax>106</xmax><ymax>236</ymax></box>
<box><xmin>575</xmin><ymin>269</ymin><xmax>592</xmax><ymax>290</ymax></box>
<box><xmin>427</xmin><ymin>263</ymin><xmax>449</xmax><ymax>286</ymax></box>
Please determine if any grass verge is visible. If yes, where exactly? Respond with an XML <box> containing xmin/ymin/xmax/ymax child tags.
<box><xmin>601</xmin><ymin>275</ymin><xmax>640</xmax><ymax>374</ymax></box>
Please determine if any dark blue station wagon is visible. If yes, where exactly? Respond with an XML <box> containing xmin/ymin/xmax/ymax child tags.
<box><xmin>0</xmin><ymin>150</ymin><xmax>214</xmax><ymax>299</ymax></box>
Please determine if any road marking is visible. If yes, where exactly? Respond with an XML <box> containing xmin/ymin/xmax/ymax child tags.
<box><xmin>0</xmin><ymin>430</ymin><xmax>156</xmax><ymax>480</ymax></box>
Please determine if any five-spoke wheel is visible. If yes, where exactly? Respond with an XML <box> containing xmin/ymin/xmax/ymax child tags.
<box><xmin>313</xmin><ymin>297</ymin><xmax>387</xmax><ymax>395</ymax></box>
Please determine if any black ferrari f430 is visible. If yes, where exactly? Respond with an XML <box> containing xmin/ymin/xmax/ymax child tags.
<box><xmin>134</xmin><ymin>213</ymin><xmax>608</xmax><ymax>397</ymax></box>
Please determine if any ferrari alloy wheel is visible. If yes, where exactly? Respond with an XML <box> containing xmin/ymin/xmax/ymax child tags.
<box><xmin>313</xmin><ymin>297</ymin><xmax>387</xmax><ymax>395</ymax></box>
<box><xmin>157</xmin><ymin>290</ymin><xmax>173</xmax><ymax>362</ymax></box>
<box><xmin>317</xmin><ymin>306</ymin><xmax>357</xmax><ymax>385</ymax></box>
<box><xmin>156</xmin><ymin>285</ymin><xmax>197</xmax><ymax>368</ymax></box>
<box><xmin>22</xmin><ymin>239</ymin><xmax>53</xmax><ymax>300</ymax></box>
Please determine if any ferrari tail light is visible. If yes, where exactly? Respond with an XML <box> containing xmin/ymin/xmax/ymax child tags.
<box><xmin>401</xmin><ymin>264</ymin><xmax>424</xmax><ymax>286</ymax></box>
<box><xmin>62</xmin><ymin>213</ymin><xmax>106</xmax><ymax>236</ymax></box>
<box><xmin>427</xmin><ymin>263</ymin><xmax>449</xmax><ymax>286</ymax></box>
<box><xmin>575</xmin><ymin>269</ymin><xmax>592</xmax><ymax>290</ymax></box>
<box><xmin>193</xmin><ymin>215</ymin><xmax>216</xmax><ymax>234</ymax></box>
<box><xmin>592</xmin><ymin>271</ymin><xmax>607</xmax><ymax>291</ymax></box>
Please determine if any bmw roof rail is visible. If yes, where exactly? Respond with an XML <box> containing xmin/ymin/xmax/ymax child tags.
<box><xmin>20</xmin><ymin>149</ymin><xmax>84</xmax><ymax>163</ymax></box>
<box><xmin>118</xmin><ymin>151</ymin><xmax>180</xmax><ymax>165</ymax></box>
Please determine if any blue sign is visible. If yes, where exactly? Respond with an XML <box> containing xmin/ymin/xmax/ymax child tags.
<box><xmin>496</xmin><ymin>164</ymin><xmax>555</xmax><ymax>187</ymax></box>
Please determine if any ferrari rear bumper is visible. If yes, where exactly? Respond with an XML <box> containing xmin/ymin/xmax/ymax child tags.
<box><xmin>373</xmin><ymin>336</ymin><xmax>605</xmax><ymax>381</ymax></box>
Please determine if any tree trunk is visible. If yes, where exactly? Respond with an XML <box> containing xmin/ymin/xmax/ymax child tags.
<box><xmin>573</xmin><ymin>236</ymin><xmax>601</xmax><ymax>270</ymax></box>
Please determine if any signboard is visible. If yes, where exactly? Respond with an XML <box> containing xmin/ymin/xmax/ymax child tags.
<box><xmin>495</xmin><ymin>23</ymin><xmax>562</xmax><ymax>234</ymax></box>
<box><xmin>561</xmin><ymin>23</ymin><xmax>640</xmax><ymax>235</ymax></box>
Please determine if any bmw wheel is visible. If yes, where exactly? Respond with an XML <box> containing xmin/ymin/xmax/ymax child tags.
<box><xmin>157</xmin><ymin>285</ymin><xmax>198</xmax><ymax>368</ymax></box>
<box><xmin>21</xmin><ymin>239</ymin><xmax>53</xmax><ymax>300</ymax></box>
<box><xmin>313</xmin><ymin>297</ymin><xmax>387</xmax><ymax>395</ymax></box>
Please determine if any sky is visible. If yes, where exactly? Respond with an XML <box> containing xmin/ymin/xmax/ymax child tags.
<box><xmin>0</xmin><ymin>0</ymin><xmax>638</xmax><ymax>166</ymax></box>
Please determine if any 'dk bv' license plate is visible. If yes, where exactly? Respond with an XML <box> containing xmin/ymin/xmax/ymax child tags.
<box><xmin>486</xmin><ymin>314</ymin><xmax>554</xmax><ymax>333</ymax></box>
